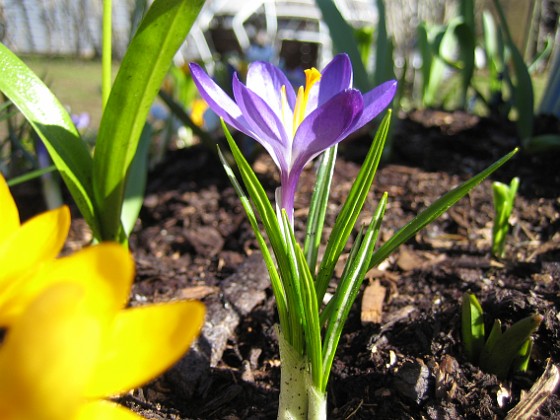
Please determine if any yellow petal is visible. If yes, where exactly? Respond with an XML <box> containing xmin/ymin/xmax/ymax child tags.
<box><xmin>85</xmin><ymin>300</ymin><xmax>205</xmax><ymax>397</ymax></box>
<box><xmin>0</xmin><ymin>173</ymin><xmax>20</xmax><ymax>239</ymax></box>
<box><xmin>0</xmin><ymin>283</ymin><xmax>102</xmax><ymax>420</ymax></box>
<box><xmin>76</xmin><ymin>400</ymin><xmax>145</xmax><ymax>420</ymax></box>
<box><xmin>0</xmin><ymin>205</ymin><xmax>70</xmax><ymax>300</ymax></box>
<box><xmin>0</xmin><ymin>242</ymin><xmax>134</xmax><ymax>325</ymax></box>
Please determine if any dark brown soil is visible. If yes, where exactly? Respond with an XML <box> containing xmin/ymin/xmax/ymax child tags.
<box><xmin>12</xmin><ymin>110</ymin><xmax>560</xmax><ymax>419</ymax></box>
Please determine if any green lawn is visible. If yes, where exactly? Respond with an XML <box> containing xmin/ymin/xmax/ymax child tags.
<box><xmin>22</xmin><ymin>56</ymin><xmax>120</xmax><ymax>130</ymax></box>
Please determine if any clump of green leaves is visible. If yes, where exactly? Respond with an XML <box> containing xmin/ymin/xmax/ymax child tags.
<box><xmin>491</xmin><ymin>177</ymin><xmax>519</xmax><ymax>258</ymax></box>
<box><xmin>0</xmin><ymin>0</ymin><xmax>205</xmax><ymax>244</ymax></box>
<box><xmin>462</xmin><ymin>292</ymin><xmax>542</xmax><ymax>379</ymax></box>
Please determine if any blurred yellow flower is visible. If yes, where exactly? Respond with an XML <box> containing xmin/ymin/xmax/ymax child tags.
<box><xmin>0</xmin><ymin>175</ymin><xmax>205</xmax><ymax>419</ymax></box>
<box><xmin>0</xmin><ymin>175</ymin><xmax>70</xmax><ymax>325</ymax></box>
<box><xmin>190</xmin><ymin>98</ymin><xmax>208</xmax><ymax>128</ymax></box>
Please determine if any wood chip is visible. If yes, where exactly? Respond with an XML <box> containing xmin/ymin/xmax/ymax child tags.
<box><xmin>361</xmin><ymin>279</ymin><xmax>386</xmax><ymax>324</ymax></box>
<box><xmin>505</xmin><ymin>358</ymin><xmax>560</xmax><ymax>420</ymax></box>
<box><xmin>176</xmin><ymin>285</ymin><xmax>218</xmax><ymax>300</ymax></box>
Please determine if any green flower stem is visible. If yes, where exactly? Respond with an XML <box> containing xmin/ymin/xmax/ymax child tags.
<box><xmin>277</xmin><ymin>327</ymin><xmax>327</xmax><ymax>420</ymax></box>
<box><xmin>102</xmin><ymin>0</ymin><xmax>112</xmax><ymax>108</ymax></box>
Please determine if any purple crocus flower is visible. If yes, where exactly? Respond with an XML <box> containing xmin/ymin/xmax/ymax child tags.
<box><xmin>189</xmin><ymin>54</ymin><xmax>397</xmax><ymax>222</ymax></box>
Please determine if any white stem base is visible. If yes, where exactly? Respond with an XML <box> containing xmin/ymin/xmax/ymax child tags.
<box><xmin>276</xmin><ymin>326</ymin><xmax>327</xmax><ymax>420</ymax></box>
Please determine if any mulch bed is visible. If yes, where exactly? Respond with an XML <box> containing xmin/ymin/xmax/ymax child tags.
<box><xmin>11</xmin><ymin>110</ymin><xmax>560</xmax><ymax>419</ymax></box>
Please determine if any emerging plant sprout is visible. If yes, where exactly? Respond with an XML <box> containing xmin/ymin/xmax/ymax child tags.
<box><xmin>192</xmin><ymin>54</ymin><xmax>517</xmax><ymax>419</ymax></box>
<box><xmin>492</xmin><ymin>177</ymin><xmax>519</xmax><ymax>258</ymax></box>
<box><xmin>461</xmin><ymin>292</ymin><xmax>542</xmax><ymax>379</ymax></box>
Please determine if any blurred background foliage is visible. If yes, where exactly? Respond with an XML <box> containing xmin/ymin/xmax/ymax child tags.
<box><xmin>1</xmin><ymin>0</ymin><xmax>559</xmax><ymax>188</ymax></box>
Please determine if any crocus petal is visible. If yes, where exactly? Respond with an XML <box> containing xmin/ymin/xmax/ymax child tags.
<box><xmin>0</xmin><ymin>283</ymin><xmax>101</xmax><ymax>420</ymax></box>
<box><xmin>0</xmin><ymin>206</ymin><xmax>69</xmax><ymax>309</ymax></box>
<box><xmin>76</xmin><ymin>400</ymin><xmax>144</xmax><ymax>420</ymax></box>
<box><xmin>232</xmin><ymin>74</ymin><xmax>290</xmax><ymax>170</ymax></box>
<box><xmin>85</xmin><ymin>300</ymin><xmax>205</xmax><ymax>397</ymax></box>
<box><xmin>189</xmin><ymin>63</ymin><xmax>250</xmax><ymax>134</ymax></box>
<box><xmin>342</xmin><ymin>79</ymin><xmax>397</xmax><ymax>137</ymax></box>
<box><xmin>246</xmin><ymin>61</ymin><xmax>297</xmax><ymax>113</ymax></box>
<box><xmin>0</xmin><ymin>174</ymin><xmax>20</xmax><ymax>239</ymax></box>
<box><xmin>292</xmin><ymin>89</ymin><xmax>363</xmax><ymax>172</ymax></box>
<box><xmin>0</xmin><ymin>243</ymin><xmax>134</xmax><ymax>326</ymax></box>
<box><xmin>316</xmin><ymin>53</ymin><xmax>353</xmax><ymax>107</ymax></box>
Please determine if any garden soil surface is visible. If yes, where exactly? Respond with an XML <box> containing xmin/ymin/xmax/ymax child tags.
<box><xmin>12</xmin><ymin>110</ymin><xmax>560</xmax><ymax>419</ymax></box>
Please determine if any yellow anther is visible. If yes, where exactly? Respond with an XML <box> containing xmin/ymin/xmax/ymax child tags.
<box><xmin>292</xmin><ymin>68</ymin><xmax>322</xmax><ymax>135</ymax></box>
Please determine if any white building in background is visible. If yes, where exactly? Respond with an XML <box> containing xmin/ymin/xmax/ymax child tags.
<box><xmin>0</xmin><ymin>0</ymin><xmax>134</xmax><ymax>58</ymax></box>
<box><xmin>0</xmin><ymin>0</ymin><xmax>377</xmax><ymax>69</ymax></box>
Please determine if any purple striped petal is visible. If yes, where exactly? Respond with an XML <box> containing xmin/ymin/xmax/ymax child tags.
<box><xmin>246</xmin><ymin>61</ymin><xmax>297</xmax><ymax>114</ymax></box>
<box><xmin>189</xmin><ymin>63</ymin><xmax>249</xmax><ymax>134</ymax></box>
<box><xmin>291</xmin><ymin>89</ymin><xmax>363</xmax><ymax>173</ymax></box>
<box><xmin>342</xmin><ymin>79</ymin><xmax>397</xmax><ymax>137</ymax></box>
<box><xmin>232</xmin><ymin>74</ymin><xmax>290</xmax><ymax>170</ymax></box>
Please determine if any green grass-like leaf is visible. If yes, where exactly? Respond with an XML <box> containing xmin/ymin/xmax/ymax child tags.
<box><xmin>316</xmin><ymin>111</ymin><xmax>391</xmax><ymax>301</ymax></box>
<box><xmin>321</xmin><ymin>193</ymin><xmax>387</xmax><ymax>391</ymax></box>
<box><xmin>461</xmin><ymin>292</ymin><xmax>486</xmax><ymax>363</ymax></box>
<box><xmin>304</xmin><ymin>145</ymin><xmax>337</xmax><ymax>273</ymax></box>
<box><xmin>369</xmin><ymin>148</ymin><xmax>519</xmax><ymax>269</ymax></box>
<box><xmin>217</xmin><ymin>135</ymin><xmax>288</xmax><ymax>327</ymax></box>
<box><xmin>0</xmin><ymin>44</ymin><xmax>100</xmax><ymax>238</ymax></box>
<box><xmin>92</xmin><ymin>0</ymin><xmax>205</xmax><ymax>241</ymax></box>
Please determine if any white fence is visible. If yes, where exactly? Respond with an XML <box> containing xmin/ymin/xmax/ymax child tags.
<box><xmin>0</xmin><ymin>0</ymin><xmax>135</xmax><ymax>58</ymax></box>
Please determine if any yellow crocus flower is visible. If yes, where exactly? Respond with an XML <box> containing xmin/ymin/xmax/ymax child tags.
<box><xmin>0</xmin><ymin>175</ymin><xmax>205</xmax><ymax>419</ymax></box>
<box><xmin>0</xmin><ymin>175</ymin><xmax>70</xmax><ymax>324</ymax></box>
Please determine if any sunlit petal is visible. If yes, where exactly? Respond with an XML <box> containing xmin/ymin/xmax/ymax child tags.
<box><xmin>342</xmin><ymin>80</ymin><xmax>397</xmax><ymax>137</ymax></box>
<box><xmin>0</xmin><ymin>205</ymin><xmax>70</xmax><ymax>312</ymax></box>
<box><xmin>246</xmin><ymin>61</ymin><xmax>297</xmax><ymax>112</ymax></box>
<box><xmin>232</xmin><ymin>74</ymin><xmax>290</xmax><ymax>170</ymax></box>
<box><xmin>0</xmin><ymin>174</ymin><xmax>20</xmax><ymax>239</ymax></box>
<box><xmin>189</xmin><ymin>63</ymin><xmax>250</xmax><ymax>133</ymax></box>
<box><xmin>76</xmin><ymin>400</ymin><xmax>144</xmax><ymax>420</ymax></box>
<box><xmin>0</xmin><ymin>283</ymin><xmax>101</xmax><ymax>420</ymax></box>
<box><xmin>0</xmin><ymin>242</ymin><xmax>133</xmax><ymax>325</ymax></box>
<box><xmin>85</xmin><ymin>300</ymin><xmax>205</xmax><ymax>397</ymax></box>
<box><xmin>316</xmin><ymin>53</ymin><xmax>353</xmax><ymax>106</ymax></box>
<box><xmin>292</xmin><ymin>89</ymin><xmax>363</xmax><ymax>172</ymax></box>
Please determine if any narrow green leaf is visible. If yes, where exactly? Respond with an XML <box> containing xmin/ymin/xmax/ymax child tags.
<box><xmin>480</xmin><ymin>314</ymin><xmax>542</xmax><ymax>378</ymax></box>
<box><xmin>0</xmin><ymin>43</ymin><xmax>100</xmax><ymax>238</ymax></box>
<box><xmin>121</xmin><ymin>124</ymin><xmax>152</xmax><ymax>237</ymax></box>
<box><xmin>452</xmin><ymin>22</ymin><xmax>475</xmax><ymax>108</ymax></box>
<box><xmin>461</xmin><ymin>292</ymin><xmax>485</xmax><ymax>363</ymax></box>
<box><xmin>316</xmin><ymin>111</ymin><xmax>391</xmax><ymax>302</ymax></box>
<box><xmin>523</xmin><ymin>134</ymin><xmax>560</xmax><ymax>153</ymax></box>
<box><xmin>295</xmin><ymin>237</ymin><xmax>323</xmax><ymax>389</ymax></box>
<box><xmin>512</xmin><ymin>338</ymin><xmax>533</xmax><ymax>373</ymax></box>
<box><xmin>369</xmin><ymin>148</ymin><xmax>519</xmax><ymax>269</ymax></box>
<box><xmin>373</xmin><ymin>0</ymin><xmax>395</xmax><ymax>87</ymax></box>
<box><xmin>93</xmin><ymin>0</ymin><xmax>204</xmax><ymax>241</ymax></box>
<box><xmin>304</xmin><ymin>145</ymin><xmax>337</xmax><ymax>273</ymax></box>
<box><xmin>417</xmin><ymin>23</ymin><xmax>432</xmax><ymax>104</ymax></box>
<box><xmin>102</xmin><ymin>0</ymin><xmax>112</xmax><ymax>108</ymax></box>
<box><xmin>321</xmin><ymin>193</ymin><xmax>387</xmax><ymax>391</ymax></box>
<box><xmin>220</xmin><ymin>121</ymin><xmax>289</xmax><ymax>280</ymax></box>
<box><xmin>6</xmin><ymin>166</ymin><xmax>57</xmax><ymax>187</ymax></box>
<box><xmin>217</xmin><ymin>144</ymin><xmax>289</xmax><ymax>331</ymax></box>
<box><xmin>281</xmin><ymin>211</ymin><xmax>306</xmax><ymax>353</ymax></box>
<box><xmin>492</xmin><ymin>0</ymin><xmax>534</xmax><ymax>141</ymax></box>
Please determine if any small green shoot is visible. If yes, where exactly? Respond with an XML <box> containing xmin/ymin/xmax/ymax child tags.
<box><xmin>461</xmin><ymin>292</ymin><xmax>542</xmax><ymax>379</ymax></box>
<box><xmin>491</xmin><ymin>177</ymin><xmax>519</xmax><ymax>258</ymax></box>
